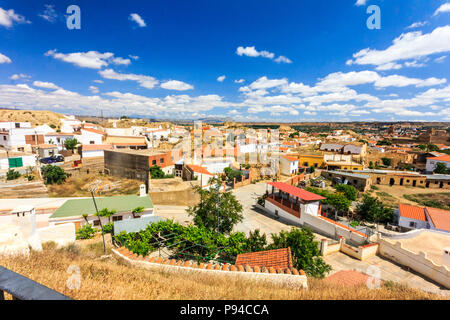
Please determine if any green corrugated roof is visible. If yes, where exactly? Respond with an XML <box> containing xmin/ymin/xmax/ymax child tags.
<box><xmin>49</xmin><ymin>195</ymin><xmax>153</xmax><ymax>219</ymax></box>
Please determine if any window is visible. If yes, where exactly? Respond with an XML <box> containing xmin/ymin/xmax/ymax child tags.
<box><xmin>15</xmin><ymin>123</ymin><xmax>20</xmax><ymax>128</ymax></box>
<box><xmin>3</xmin><ymin>136</ymin><xmax>6</xmax><ymax>141</ymax></box>
<box><xmin>93</xmin><ymin>220</ymin><xmax>100</xmax><ymax>226</ymax></box>
<box><xmin>57</xmin><ymin>138</ymin><xmax>61</xmax><ymax>143</ymax></box>
<box><xmin>152</xmin><ymin>159</ymin><xmax>156</xmax><ymax>165</ymax></box>
<box><xmin>160</xmin><ymin>158</ymin><xmax>164</xmax><ymax>163</ymax></box>
<box><xmin>409</xmin><ymin>221</ymin><xmax>416</xmax><ymax>228</ymax></box>
<box><xmin>90</xmin><ymin>140</ymin><xmax>95</xmax><ymax>144</ymax></box>
<box><xmin>113</xmin><ymin>216</ymin><xmax>122</xmax><ymax>222</ymax></box>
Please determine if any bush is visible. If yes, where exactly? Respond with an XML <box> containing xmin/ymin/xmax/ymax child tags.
<box><xmin>6</xmin><ymin>169</ymin><xmax>21</xmax><ymax>180</ymax></box>
<box><xmin>102</xmin><ymin>222</ymin><xmax>114</xmax><ymax>234</ymax></box>
<box><xmin>356</xmin><ymin>195</ymin><xmax>394</xmax><ymax>223</ymax></box>
<box><xmin>334</xmin><ymin>184</ymin><xmax>357</xmax><ymax>201</ymax></box>
<box><xmin>41</xmin><ymin>165</ymin><xmax>67</xmax><ymax>184</ymax></box>
<box><xmin>76</xmin><ymin>224</ymin><xmax>98</xmax><ymax>240</ymax></box>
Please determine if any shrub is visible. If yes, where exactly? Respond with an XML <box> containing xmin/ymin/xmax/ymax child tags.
<box><xmin>41</xmin><ymin>165</ymin><xmax>67</xmax><ymax>184</ymax></box>
<box><xmin>76</xmin><ymin>224</ymin><xmax>97</xmax><ymax>240</ymax></box>
<box><xmin>334</xmin><ymin>184</ymin><xmax>357</xmax><ymax>201</ymax></box>
<box><xmin>6</xmin><ymin>169</ymin><xmax>21</xmax><ymax>180</ymax></box>
<box><xmin>102</xmin><ymin>222</ymin><xmax>114</xmax><ymax>234</ymax></box>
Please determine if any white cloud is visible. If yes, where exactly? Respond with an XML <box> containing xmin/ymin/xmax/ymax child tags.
<box><xmin>348</xmin><ymin>26</ymin><xmax>450</xmax><ymax>68</ymax></box>
<box><xmin>234</xmin><ymin>79</ymin><xmax>245</xmax><ymax>84</ymax></box>
<box><xmin>435</xmin><ymin>55</ymin><xmax>447</xmax><ymax>63</ymax></box>
<box><xmin>33</xmin><ymin>81</ymin><xmax>60</xmax><ymax>90</ymax></box>
<box><xmin>406</xmin><ymin>21</ymin><xmax>428</xmax><ymax>29</ymax></box>
<box><xmin>433</xmin><ymin>3</ymin><xmax>450</xmax><ymax>16</ymax></box>
<box><xmin>217</xmin><ymin>75</ymin><xmax>226</xmax><ymax>82</ymax></box>
<box><xmin>375</xmin><ymin>62</ymin><xmax>402</xmax><ymax>70</ymax></box>
<box><xmin>0</xmin><ymin>7</ymin><xmax>29</xmax><ymax>28</ymax></box>
<box><xmin>160</xmin><ymin>80</ymin><xmax>194</xmax><ymax>91</ymax></box>
<box><xmin>236</xmin><ymin>46</ymin><xmax>291</xmax><ymax>64</ymax></box>
<box><xmin>404</xmin><ymin>60</ymin><xmax>426</xmax><ymax>68</ymax></box>
<box><xmin>0</xmin><ymin>53</ymin><xmax>12</xmax><ymax>64</ymax></box>
<box><xmin>274</xmin><ymin>56</ymin><xmax>293</xmax><ymax>64</ymax></box>
<box><xmin>374</xmin><ymin>75</ymin><xmax>447</xmax><ymax>88</ymax></box>
<box><xmin>99</xmin><ymin>69</ymin><xmax>159</xmax><ymax>89</ymax></box>
<box><xmin>248</xmin><ymin>76</ymin><xmax>288</xmax><ymax>90</ymax></box>
<box><xmin>45</xmin><ymin>50</ymin><xmax>131</xmax><ymax>69</ymax></box>
<box><xmin>129</xmin><ymin>13</ymin><xmax>146</xmax><ymax>27</ymax></box>
<box><xmin>93</xmin><ymin>80</ymin><xmax>104</xmax><ymax>84</ymax></box>
<box><xmin>129</xmin><ymin>55</ymin><xmax>139</xmax><ymax>60</ymax></box>
<box><xmin>89</xmin><ymin>86</ymin><xmax>99</xmax><ymax>94</ymax></box>
<box><xmin>38</xmin><ymin>4</ymin><xmax>57</xmax><ymax>23</ymax></box>
<box><xmin>355</xmin><ymin>0</ymin><xmax>367</xmax><ymax>6</ymax></box>
<box><xmin>10</xmin><ymin>74</ymin><xmax>30</xmax><ymax>80</ymax></box>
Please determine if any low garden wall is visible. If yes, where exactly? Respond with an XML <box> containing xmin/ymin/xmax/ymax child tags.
<box><xmin>320</xmin><ymin>237</ymin><xmax>378</xmax><ymax>261</ymax></box>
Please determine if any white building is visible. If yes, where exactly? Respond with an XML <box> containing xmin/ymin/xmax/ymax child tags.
<box><xmin>81</xmin><ymin>144</ymin><xmax>113</xmax><ymax>158</ymax></box>
<box><xmin>280</xmin><ymin>155</ymin><xmax>299</xmax><ymax>175</ymax></box>
<box><xmin>396</xmin><ymin>204</ymin><xmax>450</xmax><ymax>233</ymax></box>
<box><xmin>44</xmin><ymin>133</ymin><xmax>75</xmax><ymax>151</ymax></box>
<box><xmin>79</xmin><ymin>128</ymin><xmax>105</xmax><ymax>145</ymax></box>
<box><xmin>426</xmin><ymin>155</ymin><xmax>450</xmax><ymax>173</ymax></box>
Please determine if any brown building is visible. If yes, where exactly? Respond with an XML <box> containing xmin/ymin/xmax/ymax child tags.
<box><xmin>418</xmin><ymin>128</ymin><xmax>450</xmax><ymax>145</ymax></box>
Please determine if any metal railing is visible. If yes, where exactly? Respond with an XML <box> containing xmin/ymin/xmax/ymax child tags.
<box><xmin>0</xmin><ymin>266</ymin><xmax>71</xmax><ymax>300</ymax></box>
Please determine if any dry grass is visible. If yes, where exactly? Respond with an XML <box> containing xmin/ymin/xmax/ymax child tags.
<box><xmin>0</xmin><ymin>237</ymin><xmax>445</xmax><ymax>300</ymax></box>
<box><xmin>0</xmin><ymin>109</ymin><xmax>63</xmax><ymax>127</ymax></box>
<box><xmin>47</xmin><ymin>173</ymin><xmax>140</xmax><ymax>197</ymax></box>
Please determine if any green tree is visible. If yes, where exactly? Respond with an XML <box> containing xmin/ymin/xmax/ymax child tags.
<box><xmin>41</xmin><ymin>165</ymin><xmax>67</xmax><ymax>184</ymax></box>
<box><xmin>418</xmin><ymin>144</ymin><xmax>440</xmax><ymax>152</ymax></box>
<box><xmin>76</xmin><ymin>224</ymin><xmax>97</xmax><ymax>240</ymax></box>
<box><xmin>131</xmin><ymin>206</ymin><xmax>144</xmax><ymax>218</ymax></box>
<box><xmin>368</xmin><ymin>161</ymin><xmax>374</xmax><ymax>169</ymax></box>
<box><xmin>149</xmin><ymin>165</ymin><xmax>166</xmax><ymax>179</ymax></box>
<box><xmin>434</xmin><ymin>162</ymin><xmax>450</xmax><ymax>174</ymax></box>
<box><xmin>187</xmin><ymin>177</ymin><xmax>243</xmax><ymax>234</ymax></box>
<box><xmin>243</xmin><ymin>229</ymin><xmax>267</xmax><ymax>253</ymax></box>
<box><xmin>224</xmin><ymin>167</ymin><xmax>243</xmax><ymax>182</ymax></box>
<box><xmin>309</xmin><ymin>165</ymin><xmax>315</xmax><ymax>173</ymax></box>
<box><xmin>381</xmin><ymin>157</ymin><xmax>392</xmax><ymax>166</ymax></box>
<box><xmin>268</xmin><ymin>228</ymin><xmax>332</xmax><ymax>278</ymax></box>
<box><xmin>356</xmin><ymin>195</ymin><xmax>394</xmax><ymax>223</ymax></box>
<box><xmin>96</xmin><ymin>208</ymin><xmax>116</xmax><ymax>223</ymax></box>
<box><xmin>334</xmin><ymin>184</ymin><xmax>357</xmax><ymax>201</ymax></box>
<box><xmin>64</xmin><ymin>138</ymin><xmax>79</xmax><ymax>152</ymax></box>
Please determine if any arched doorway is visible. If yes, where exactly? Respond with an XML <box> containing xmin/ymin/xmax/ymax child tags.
<box><xmin>389</xmin><ymin>178</ymin><xmax>395</xmax><ymax>186</ymax></box>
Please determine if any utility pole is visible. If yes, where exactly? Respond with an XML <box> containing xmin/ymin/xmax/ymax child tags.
<box><xmin>90</xmin><ymin>184</ymin><xmax>106</xmax><ymax>255</ymax></box>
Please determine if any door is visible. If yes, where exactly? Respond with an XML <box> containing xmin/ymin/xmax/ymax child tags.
<box><xmin>8</xmin><ymin>157</ymin><xmax>23</xmax><ymax>168</ymax></box>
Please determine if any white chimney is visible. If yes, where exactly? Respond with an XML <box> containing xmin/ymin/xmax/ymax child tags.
<box><xmin>139</xmin><ymin>184</ymin><xmax>146</xmax><ymax>197</ymax></box>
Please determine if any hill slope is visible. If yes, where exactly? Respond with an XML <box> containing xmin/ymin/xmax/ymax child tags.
<box><xmin>0</xmin><ymin>109</ymin><xmax>64</xmax><ymax>127</ymax></box>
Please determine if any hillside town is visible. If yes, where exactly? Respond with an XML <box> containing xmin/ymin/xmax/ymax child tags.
<box><xmin>0</xmin><ymin>110</ymin><xmax>449</xmax><ymax>299</ymax></box>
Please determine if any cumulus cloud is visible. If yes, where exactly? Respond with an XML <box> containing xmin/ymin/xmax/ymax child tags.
<box><xmin>45</xmin><ymin>50</ymin><xmax>132</xmax><ymax>69</ymax></box>
<box><xmin>160</xmin><ymin>80</ymin><xmax>194</xmax><ymax>91</ymax></box>
<box><xmin>236</xmin><ymin>46</ymin><xmax>291</xmax><ymax>64</ymax></box>
<box><xmin>0</xmin><ymin>7</ymin><xmax>29</xmax><ymax>28</ymax></box>
<box><xmin>433</xmin><ymin>2</ymin><xmax>450</xmax><ymax>16</ymax></box>
<box><xmin>347</xmin><ymin>26</ymin><xmax>450</xmax><ymax>68</ymax></box>
<box><xmin>355</xmin><ymin>0</ymin><xmax>367</xmax><ymax>6</ymax></box>
<box><xmin>129</xmin><ymin>13</ymin><xmax>146</xmax><ymax>27</ymax></box>
<box><xmin>10</xmin><ymin>74</ymin><xmax>31</xmax><ymax>80</ymax></box>
<box><xmin>217</xmin><ymin>75</ymin><xmax>226</xmax><ymax>82</ymax></box>
<box><xmin>89</xmin><ymin>86</ymin><xmax>99</xmax><ymax>94</ymax></box>
<box><xmin>99</xmin><ymin>68</ymin><xmax>159</xmax><ymax>89</ymax></box>
<box><xmin>33</xmin><ymin>81</ymin><xmax>60</xmax><ymax>90</ymax></box>
<box><xmin>406</xmin><ymin>21</ymin><xmax>428</xmax><ymax>29</ymax></box>
<box><xmin>0</xmin><ymin>53</ymin><xmax>12</xmax><ymax>63</ymax></box>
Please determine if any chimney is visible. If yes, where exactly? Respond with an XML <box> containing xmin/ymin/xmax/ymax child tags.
<box><xmin>139</xmin><ymin>184</ymin><xmax>146</xmax><ymax>197</ymax></box>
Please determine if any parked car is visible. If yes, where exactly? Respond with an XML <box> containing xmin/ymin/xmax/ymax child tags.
<box><xmin>40</xmin><ymin>154</ymin><xmax>64</xmax><ymax>164</ymax></box>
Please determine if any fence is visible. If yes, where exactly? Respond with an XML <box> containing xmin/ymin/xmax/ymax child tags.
<box><xmin>0</xmin><ymin>266</ymin><xmax>70</xmax><ymax>300</ymax></box>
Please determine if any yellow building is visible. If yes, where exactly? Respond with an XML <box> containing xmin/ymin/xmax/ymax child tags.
<box><xmin>297</xmin><ymin>154</ymin><xmax>325</xmax><ymax>168</ymax></box>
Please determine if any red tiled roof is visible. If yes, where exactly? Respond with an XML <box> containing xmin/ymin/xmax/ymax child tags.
<box><xmin>235</xmin><ymin>248</ymin><xmax>293</xmax><ymax>270</ymax></box>
<box><xmin>425</xmin><ymin>207</ymin><xmax>450</xmax><ymax>232</ymax></box>
<box><xmin>38</xmin><ymin>144</ymin><xmax>57</xmax><ymax>149</ymax></box>
<box><xmin>82</xmin><ymin>127</ymin><xmax>106</xmax><ymax>135</ymax></box>
<box><xmin>324</xmin><ymin>270</ymin><xmax>371</xmax><ymax>287</ymax></box>
<box><xmin>267</xmin><ymin>182</ymin><xmax>326</xmax><ymax>201</ymax></box>
<box><xmin>282</xmin><ymin>155</ymin><xmax>298</xmax><ymax>162</ymax></box>
<box><xmin>187</xmin><ymin>164</ymin><xmax>213</xmax><ymax>175</ymax></box>
<box><xmin>427</xmin><ymin>155</ymin><xmax>450</xmax><ymax>162</ymax></box>
<box><xmin>82</xmin><ymin>144</ymin><xmax>113</xmax><ymax>151</ymax></box>
<box><xmin>399</xmin><ymin>204</ymin><xmax>427</xmax><ymax>222</ymax></box>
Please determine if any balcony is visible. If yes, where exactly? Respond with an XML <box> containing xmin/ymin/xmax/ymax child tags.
<box><xmin>265</xmin><ymin>193</ymin><xmax>301</xmax><ymax>218</ymax></box>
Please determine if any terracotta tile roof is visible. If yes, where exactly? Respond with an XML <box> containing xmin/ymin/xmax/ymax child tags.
<box><xmin>187</xmin><ymin>164</ymin><xmax>213</xmax><ymax>175</ymax></box>
<box><xmin>399</xmin><ymin>204</ymin><xmax>427</xmax><ymax>221</ymax></box>
<box><xmin>82</xmin><ymin>127</ymin><xmax>106</xmax><ymax>135</ymax></box>
<box><xmin>267</xmin><ymin>182</ymin><xmax>326</xmax><ymax>201</ymax></box>
<box><xmin>427</xmin><ymin>155</ymin><xmax>450</xmax><ymax>162</ymax></box>
<box><xmin>324</xmin><ymin>270</ymin><xmax>371</xmax><ymax>287</ymax></box>
<box><xmin>282</xmin><ymin>155</ymin><xmax>298</xmax><ymax>162</ymax></box>
<box><xmin>235</xmin><ymin>248</ymin><xmax>293</xmax><ymax>270</ymax></box>
<box><xmin>425</xmin><ymin>207</ymin><xmax>450</xmax><ymax>232</ymax></box>
<box><xmin>114</xmin><ymin>247</ymin><xmax>306</xmax><ymax>276</ymax></box>
<box><xmin>82</xmin><ymin>144</ymin><xmax>113</xmax><ymax>151</ymax></box>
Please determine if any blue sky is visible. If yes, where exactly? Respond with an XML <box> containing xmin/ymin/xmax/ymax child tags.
<box><xmin>0</xmin><ymin>0</ymin><xmax>450</xmax><ymax>122</ymax></box>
